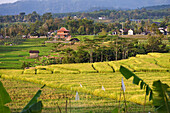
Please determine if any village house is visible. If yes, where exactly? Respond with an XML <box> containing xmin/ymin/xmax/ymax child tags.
<box><xmin>128</xmin><ymin>29</ymin><xmax>134</xmax><ymax>35</ymax></box>
<box><xmin>56</xmin><ymin>27</ymin><xmax>71</xmax><ymax>40</ymax></box>
<box><xmin>70</xmin><ymin>38</ymin><xmax>80</xmax><ymax>45</ymax></box>
<box><xmin>165</xmin><ymin>27</ymin><xmax>169</xmax><ymax>35</ymax></box>
<box><xmin>29</xmin><ymin>50</ymin><xmax>39</xmax><ymax>58</ymax></box>
<box><xmin>120</xmin><ymin>28</ymin><xmax>128</xmax><ymax>35</ymax></box>
<box><xmin>160</xmin><ymin>29</ymin><xmax>166</xmax><ymax>35</ymax></box>
<box><xmin>29</xmin><ymin>36</ymin><xmax>39</xmax><ymax>39</ymax></box>
<box><xmin>5</xmin><ymin>36</ymin><xmax>10</xmax><ymax>39</ymax></box>
<box><xmin>140</xmin><ymin>32</ymin><xmax>148</xmax><ymax>35</ymax></box>
<box><xmin>98</xmin><ymin>17</ymin><xmax>106</xmax><ymax>20</ymax></box>
<box><xmin>22</xmin><ymin>35</ymin><xmax>27</xmax><ymax>38</ymax></box>
<box><xmin>130</xmin><ymin>19</ymin><xmax>141</xmax><ymax>23</ymax></box>
<box><xmin>73</xmin><ymin>16</ymin><xmax>78</xmax><ymax>20</ymax></box>
<box><xmin>112</xmin><ymin>31</ymin><xmax>117</xmax><ymax>35</ymax></box>
<box><xmin>0</xmin><ymin>34</ymin><xmax>3</xmax><ymax>39</ymax></box>
<box><xmin>70</xmin><ymin>38</ymin><xmax>80</xmax><ymax>42</ymax></box>
<box><xmin>159</xmin><ymin>27</ymin><xmax>167</xmax><ymax>35</ymax></box>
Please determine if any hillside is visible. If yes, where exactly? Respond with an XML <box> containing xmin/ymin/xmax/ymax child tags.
<box><xmin>0</xmin><ymin>44</ymin><xmax>169</xmax><ymax>112</ymax></box>
<box><xmin>0</xmin><ymin>53</ymin><xmax>169</xmax><ymax>108</ymax></box>
<box><xmin>142</xmin><ymin>4</ymin><xmax>170</xmax><ymax>10</ymax></box>
<box><xmin>23</xmin><ymin>52</ymin><xmax>170</xmax><ymax>74</ymax></box>
<box><xmin>0</xmin><ymin>0</ymin><xmax>170</xmax><ymax>15</ymax></box>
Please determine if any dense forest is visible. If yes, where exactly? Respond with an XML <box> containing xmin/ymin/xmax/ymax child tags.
<box><xmin>54</xmin><ymin>8</ymin><xmax>170</xmax><ymax>21</ymax></box>
<box><xmin>0</xmin><ymin>8</ymin><xmax>170</xmax><ymax>23</ymax></box>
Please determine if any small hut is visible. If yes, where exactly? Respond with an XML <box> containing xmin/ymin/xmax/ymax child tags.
<box><xmin>29</xmin><ymin>50</ymin><xmax>39</xmax><ymax>58</ymax></box>
<box><xmin>70</xmin><ymin>38</ymin><xmax>80</xmax><ymax>42</ymax></box>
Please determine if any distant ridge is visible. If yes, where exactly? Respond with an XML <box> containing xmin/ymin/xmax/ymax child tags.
<box><xmin>0</xmin><ymin>0</ymin><xmax>170</xmax><ymax>15</ymax></box>
<box><xmin>141</xmin><ymin>4</ymin><xmax>170</xmax><ymax>10</ymax></box>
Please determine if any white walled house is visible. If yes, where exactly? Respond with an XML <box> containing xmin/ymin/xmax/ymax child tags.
<box><xmin>98</xmin><ymin>17</ymin><xmax>106</xmax><ymax>20</ymax></box>
<box><xmin>128</xmin><ymin>29</ymin><xmax>134</xmax><ymax>35</ymax></box>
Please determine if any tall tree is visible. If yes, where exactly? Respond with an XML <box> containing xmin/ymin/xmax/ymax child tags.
<box><xmin>145</xmin><ymin>35</ymin><xmax>166</xmax><ymax>52</ymax></box>
<box><xmin>84</xmin><ymin>38</ymin><xmax>100</xmax><ymax>63</ymax></box>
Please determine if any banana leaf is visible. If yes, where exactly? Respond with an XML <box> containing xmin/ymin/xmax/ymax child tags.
<box><xmin>133</xmin><ymin>76</ymin><xmax>141</xmax><ymax>85</ymax></box>
<box><xmin>140</xmin><ymin>81</ymin><xmax>145</xmax><ymax>89</ymax></box>
<box><xmin>152</xmin><ymin>80</ymin><xmax>170</xmax><ymax>113</ymax></box>
<box><xmin>21</xmin><ymin>101</ymin><xmax>43</xmax><ymax>113</ymax></box>
<box><xmin>112</xmin><ymin>107</ymin><xmax>118</xmax><ymax>113</ymax></box>
<box><xmin>21</xmin><ymin>85</ymin><xmax>45</xmax><ymax>113</ymax></box>
<box><xmin>120</xmin><ymin>65</ymin><xmax>152</xmax><ymax>101</ymax></box>
<box><xmin>0</xmin><ymin>80</ymin><xmax>12</xmax><ymax>113</ymax></box>
<box><xmin>119</xmin><ymin>65</ymin><xmax>135</xmax><ymax>79</ymax></box>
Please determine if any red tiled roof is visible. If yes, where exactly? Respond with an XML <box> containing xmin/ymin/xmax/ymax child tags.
<box><xmin>57</xmin><ymin>27</ymin><xmax>69</xmax><ymax>32</ymax></box>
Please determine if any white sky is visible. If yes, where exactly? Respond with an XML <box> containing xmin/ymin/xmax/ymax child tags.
<box><xmin>0</xmin><ymin>0</ymin><xmax>18</xmax><ymax>4</ymax></box>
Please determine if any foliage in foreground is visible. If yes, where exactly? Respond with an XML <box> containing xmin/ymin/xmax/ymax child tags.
<box><xmin>21</xmin><ymin>85</ymin><xmax>45</xmax><ymax>113</ymax></box>
<box><xmin>0</xmin><ymin>79</ymin><xmax>11</xmax><ymax>113</ymax></box>
<box><xmin>120</xmin><ymin>66</ymin><xmax>152</xmax><ymax>101</ymax></box>
<box><xmin>0</xmin><ymin>79</ymin><xmax>45</xmax><ymax>113</ymax></box>
<box><xmin>120</xmin><ymin>65</ymin><xmax>170</xmax><ymax>113</ymax></box>
<box><xmin>152</xmin><ymin>80</ymin><xmax>170</xmax><ymax>113</ymax></box>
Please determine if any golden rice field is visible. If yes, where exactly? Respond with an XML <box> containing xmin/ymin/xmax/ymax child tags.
<box><xmin>2</xmin><ymin>79</ymin><xmax>108</xmax><ymax>113</ymax></box>
<box><xmin>0</xmin><ymin>53</ymin><xmax>169</xmax><ymax>112</ymax></box>
<box><xmin>1</xmin><ymin>78</ymin><xmax>153</xmax><ymax>113</ymax></box>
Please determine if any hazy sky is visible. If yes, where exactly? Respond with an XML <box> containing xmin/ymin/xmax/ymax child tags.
<box><xmin>0</xmin><ymin>0</ymin><xmax>18</xmax><ymax>4</ymax></box>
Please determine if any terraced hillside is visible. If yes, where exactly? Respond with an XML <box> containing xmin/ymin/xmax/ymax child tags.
<box><xmin>0</xmin><ymin>38</ymin><xmax>53</xmax><ymax>69</ymax></box>
<box><xmin>2</xmin><ymin>78</ymin><xmax>153</xmax><ymax>113</ymax></box>
<box><xmin>0</xmin><ymin>53</ymin><xmax>169</xmax><ymax>109</ymax></box>
<box><xmin>23</xmin><ymin>53</ymin><xmax>170</xmax><ymax>74</ymax></box>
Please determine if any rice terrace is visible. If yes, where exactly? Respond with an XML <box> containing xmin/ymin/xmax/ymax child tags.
<box><xmin>0</xmin><ymin>0</ymin><xmax>170</xmax><ymax>112</ymax></box>
<box><xmin>0</xmin><ymin>37</ymin><xmax>170</xmax><ymax>113</ymax></box>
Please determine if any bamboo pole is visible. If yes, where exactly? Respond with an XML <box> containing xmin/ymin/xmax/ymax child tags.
<box><xmin>70</xmin><ymin>98</ymin><xmax>71</xmax><ymax>113</ymax></box>
<box><xmin>122</xmin><ymin>90</ymin><xmax>127</xmax><ymax>113</ymax></box>
<box><xmin>57</xmin><ymin>102</ymin><xmax>61</xmax><ymax>113</ymax></box>
<box><xmin>119</xmin><ymin>90</ymin><xmax>121</xmax><ymax>113</ymax></box>
<box><xmin>143</xmin><ymin>94</ymin><xmax>147</xmax><ymax>113</ymax></box>
<box><xmin>66</xmin><ymin>95</ymin><xmax>68</xmax><ymax>113</ymax></box>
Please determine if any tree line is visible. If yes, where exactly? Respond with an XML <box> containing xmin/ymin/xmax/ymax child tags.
<box><xmin>0</xmin><ymin>8</ymin><xmax>170</xmax><ymax>23</ymax></box>
<box><xmin>0</xmin><ymin>13</ymin><xmax>169</xmax><ymax>38</ymax></box>
<box><xmin>24</xmin><ymin>35</ymin><xmax>168</xmax><ymax>67</ymax></box>
<box><xmin>58</xmin><ymin>35</ymin><xmax>168</xmax><ymax>64</ymax></box>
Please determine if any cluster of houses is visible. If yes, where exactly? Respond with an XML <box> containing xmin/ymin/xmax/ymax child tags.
<box><xmin>0</xmin><ymin>23</ymin><xmax>169</xmax><ymax>41</ymax></box>
<box><xmin>119</xmin><ymin>29</ymin><xmax>134</xmax><ymax>35</ymax></box>
<box><xmin>111</xmin><ymin>26</ymin><xmax>168</xmax><ymax>36</ymax></box>
<box><xmin>0</xmin><ymin>27</ymin><xmax>72</xmax><ymax>41</ymax></box>
<box><xmin>47</xmin><ymin>26</ymin><xmax>169</xmax><ymax>39</ymax></box>
<box><xmin>16</xmin><ymin>25</ymin><xmax>169</xmax><ymax>59</ymax></box>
